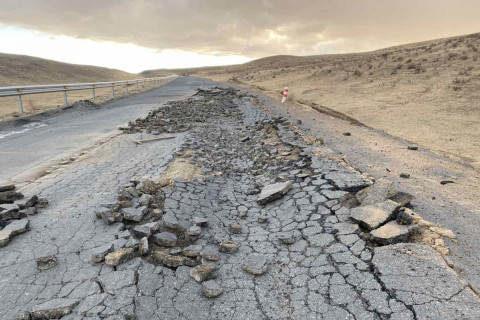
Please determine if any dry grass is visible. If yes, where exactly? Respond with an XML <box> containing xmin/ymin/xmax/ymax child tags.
<box><xmin>151</xmin><ymin>32</ymin><xmax>480</xmax><ymax>169</ymax></box>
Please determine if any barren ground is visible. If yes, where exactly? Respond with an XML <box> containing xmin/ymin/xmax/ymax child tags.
<box><xmin>146</xmin><ymin>33</ymin><xmax>480</xmax><ymax>169</ymax></box>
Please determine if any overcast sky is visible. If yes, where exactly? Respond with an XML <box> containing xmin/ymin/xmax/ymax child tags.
<box><xmin>1</xmin><ymin>0</ymin><xmax>480</xmax><ymax>73</ymax></box>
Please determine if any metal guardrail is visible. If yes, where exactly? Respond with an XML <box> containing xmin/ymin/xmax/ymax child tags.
<box><xmin>0</xmin><ymin>75</ymin><xmax>178</xmax><ymax>114</ymax></box>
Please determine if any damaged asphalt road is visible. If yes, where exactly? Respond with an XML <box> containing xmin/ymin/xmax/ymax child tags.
<box><xmin>0</xmin><ymin>80</ymin><xmax>479</xmax><ymax>319</ymax></box>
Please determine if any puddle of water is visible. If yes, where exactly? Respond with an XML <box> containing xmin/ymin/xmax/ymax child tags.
<box><xmin>0</xmin><ymin>122</ymin><xmax>47</xmax><ymax>139</ymax></box>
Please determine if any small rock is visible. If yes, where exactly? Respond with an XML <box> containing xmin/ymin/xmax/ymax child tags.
<box><xmin>201</xmin><ymin>248</ymin><xmax>220</xmax><ymax>261</ymax></box>
<box><xmin>258</xmin><ymin>215</ymin><xmax>269</xmax><ymax>223</ymax></box>
<box><xmin>91</xmin><ymin>243</ymin><xmax>115</xmax><ymax>263</ymax></box>
<box><xmin>161</xmin><ymin>255</ymin><xmax>186</xmax><ymax>268</ymax></box>
<box><xmin>131</xmin><ymin>221</ymin><xmax>160</xmax><ymax>238</ymax></box>
<box><xmin>163</xmin><ymin>214</ymin><xmax>180</xmax><ymax>230</ymax></box>
<box><xmin>396</xmin><ymin>211</ymin><xmax>413</xmax><ymax>225</ymax></box>
<box><xmin>202</xmin><ymin>280</ymin><xmax>224</xmax><ymax>298</ymax></box>
<box><xmin>0</xmin><ymin>190</ymin><xmax>24</xmax><ymax>204</ymax></box>
<box><xmin>138</xmin><ymin>194</ymin><xmax>153</xmax><ymax>207</ymax></box>
<box><xmin>190</xmin><ymin>264</ymin><xmax>216</xmax><ymax>282</ymax></box>
<box><xmin>238</xmin><ymin>211</ymin><xmax>247</xmax><ymax>219</ymax></box>
<box><xmin>121</xmin><ymin>206</ymin><xmax>148</xmax><ymax>222</ymax></box>
<box><xmin>36</xmin><ymin>255</ymin><xmax>58</xmax><ymax>270</ymax></box>
<box><xmin>152</xmin><ymin>232</ymin><xmax>177</xmax><ymax>247</ymax></box>
<box><xmin>183</xmin><ymin>245</ymin><xmax>202</xmax><ymax>258</ymax></box>
<box><xmin>417</xmin><ymin>219</ymin><xmax>433</xmax><ymax>227</ymax></box>
<box><xmin>30</xmin><ymin>298</ymin><xmax>79</xmax><ymax>319</ymax></box>
<box><xmin>350</xmin><ymin>205</ymin><xmax>392</xmax><ymax>230</ymax></box>
<box><xmin>186</xmin><ymin>225</ymin><xmax>202</xmax><ymax>236</ymax></box>
<box><xmin>100</xmin><ymin>209</ymin><xmax>123</xmax><ymax>225</ymax></box>
<box><xmin>0</xmin><ymin>184</ymin><xmax>15</xmax><ymax>192</ymax></box>
<box><xmin>407</xmin><ymin>146</ymin><xmax>418</xmax><ymax>150</ymax></box>
<box><xmin>257</xmin><ymin>181</ymin><xmax>292</xmax><ymax>205</ymax></box>
<box><xmin>388</xmin><ymin>191</ymin><xmax>414</xmax><ymax>207</ymax></box>
<box><xmin>105</xmin><ymin>247</ymin><xmax>136</xmax><ymax>266</ymax></box>
<box><xmin>430</xmin><ymin>226</ymin><xmax>456</xmax><ymax>239</ymax></box>
<box><xmin>0</xmin><ymin>230</ymin><xmax>13</xmax><ymax>247</ymax></box>
<box><xmin>193</xmin><ymin>216</ymin><xmax>209</xmax><ymax>227</ymax></box>
<box><xmin>440</xmin><ymin>180</ymin><xmax>455</xmax><ymax>185</ymax></box>
<box><xmin>3</xmin><ymin>219</ymin><xmax>30</xmax><ymax>235</ymax></box>
<box><xmin>229</xmin><ymin>223</ymin><xmax>242</xmax><ymax>234</ymax></box>
<box><xmin>343</xmin><ymin>132</ymin><xmax>351</xmax><ymax>136</ymax></box>
<box><xmin>242</xmin><ymin>253</ymin><xmax>268</xmax><ymax>275</ymax></box>
<box><xmin>399</xmin><ymin>173</ymin><xmax>410</xmax><ymax>179</ymax></box>
<box><xmin>140</xmin><ymin>179</ymin><xmax>159</xmax><ymax>195</ymax></box>
<box><xmin>140</xmin><ymin>237</ymin><xmax>149</xmax><ymax>256</ymax></box>
<box><xmin>35</xmin><ymin>198</ymin><xmax>49</xmax><ymax>208</ymax></box>
<box><xmin>220</xmin><ymin>241</ymin><xmax>238</xmax><ymax>253</ymax></box>
<box><xmin>296</xmin><ymin>119</ymin><xmax>302</xmax><ymax>125</ymax></box>
<box><xmin>14</xmin><ymin>195</ymin><xmax>38</xmax><ymax>209</ymax></box>
<box><xmin>279</xmin><ymin>233</ymin><xmax>297</xmax><ymax>245</ymax></box>
<box><xmin>370</xmin><ymin>221</ymin><xmax>414</xmax><ymax>245</ymax></box>
<box><xmin>240</xmin><ymin>136</ymin><xmax>250</xmax><ymax>142</ymax></box>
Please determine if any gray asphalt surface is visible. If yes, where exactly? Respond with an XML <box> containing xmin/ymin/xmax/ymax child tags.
<box><xmin>0</xmin><ymin>77</ymin><xmax>479</xmax><ymax>319</ymax></box>
<box><xmin>0</xmin><ymin>77</ymin><xmax>217</xmax><ymax>185</ymax></box>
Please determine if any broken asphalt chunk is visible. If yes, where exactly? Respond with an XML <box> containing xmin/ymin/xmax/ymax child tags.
<box><xmin>36</xmin><ymin>255</ymin><xmax>58</xmax><ymax>270</ymax></box>
<box><xmin>257</xmin><ymin>181</ymin><xmax>292</xmax><ymax>205</ymax></box>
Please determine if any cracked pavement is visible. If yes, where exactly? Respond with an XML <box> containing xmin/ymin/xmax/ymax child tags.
<box><xmin>1</xmin><ymin>79</ymin><xmax>479</xmax><ymax>319</ymax></box>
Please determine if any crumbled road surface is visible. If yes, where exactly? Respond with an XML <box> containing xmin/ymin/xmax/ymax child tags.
<box><xmin>0</xmin><ymin>78</ymin><xmax>479</xmax><ymax>319</ymax></box>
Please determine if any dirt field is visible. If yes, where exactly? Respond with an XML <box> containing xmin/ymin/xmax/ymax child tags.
<box><xmin>148</xmin><ymin>33</ymin><xmax>480</xmax><ymax>169</ymax></box>
<box><xmin>0</xmin><ymin>53</ymin><xmax>142</xmax><ymax>120</ymax></box>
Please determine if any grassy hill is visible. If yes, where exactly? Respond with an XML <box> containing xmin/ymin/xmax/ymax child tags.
<box><xmin>0</xmin><ymin>53</ymin><xmax>137</xmax><ymax>87</ymax></box>
<box><xmin>146</xmin><ymin>33</ymin><xmax>480</xmax><ymax>168</ymax></box>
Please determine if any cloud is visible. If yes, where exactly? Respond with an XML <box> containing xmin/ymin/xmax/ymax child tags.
<box><xmin>1</xmin><ymin>0</ymin><xmax>480</xmax><ymax>58</ymax></box>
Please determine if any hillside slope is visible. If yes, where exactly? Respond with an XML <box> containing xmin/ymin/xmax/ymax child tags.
<box><xmin>148</xmin><ymin>33</ymin><xmax>480</xmax><ymax>168</ymax></box>
<box><xmin>0</xmin><ymin>53</ymin><xmax>137</xmax><ymax>86</ymax></box>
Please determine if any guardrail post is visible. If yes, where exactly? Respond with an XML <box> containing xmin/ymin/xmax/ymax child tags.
<box><xmin>143</xmin><ymin>80</ymin><xmax>146</xmax><ymax>89</ymax></box>
<box><xmin>136</xmin><ymin>81</ymin><xmax>139</xmax><ymax>92</ymax></box>
<box><xmin>111</xmin><ymin>84</ymin><xmax>115</xmax><ymax>97</ymax></box>
<box><xmin>63</xmin><ymin>86</ymin><xmax>68</xmax><ymax>106</ymax></box>
<box><xmin>92</xmin><ymin>85</ymin><xmax>96</xmax><ymax>101</ymax></box>
<box><xmin>126</xmin><ymin>82</ymin><xmax>129</xmax><ymax>94</ymax></box>
<box><xmin>17</xmin><ymin>94</ymin><xmax>24</xmax><ymax>114</ymax></box>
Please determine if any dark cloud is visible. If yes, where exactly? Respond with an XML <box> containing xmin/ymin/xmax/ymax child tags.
<box><xmin>1</xmin><ymin>0</ymin><xmax>480</xmax><ymax>57</ymax></box>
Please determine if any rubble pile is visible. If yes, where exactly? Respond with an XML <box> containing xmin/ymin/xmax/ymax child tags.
<box><xmin>0</xmin><ymin>184</ymin><xmax>47</xmax><ymax>247</ymax></box>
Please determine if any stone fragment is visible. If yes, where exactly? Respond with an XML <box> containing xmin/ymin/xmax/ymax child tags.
<box><xmin>121</xmin><ymin>206</ymin><xmax>148</xmax><ymax>222</ymax></box>
<box><xmin>0</xmin><ymin>190</ymin><xmax>23</xmax><ymax>204</ymax></box>
<box><xmin>152</xmin><ymin>232</ymin><xmax>177</xmax><ymax>247</ymax></box>
<box><xmin>202</xmin><ymin>280</ymin><xmax>224</xmax><ymax>298</ymax></box>
<box><xmin>359</xmin><ymin>178</ymin><xmax>393</xmax><ymax>205</ymax></box>
<box><xmin>396</xmin><ymin>211</ymin><xmax>413</xmax><ymax>225</ymax></box>
<box><xmin>0</xmin><ymin>184</ymin><xmax>15</xmax><ymax>192</ymax></box>
<box><xmin>190</xmin><ymin>264</ymin><xmax>216</xmax><ymax>282</ymax></box>
<box><xmin>30</xmin><ymin>298</ymin><xmax>79</xmax><ymax>320</ymax></box>
<box><xmin>163</xmin><ymin>214</ymin><xmax>180</xmax><ymax>229</ymax></box>
<box><xmin>105</xmin><ymin>247</ymin><xmax>136</xmax><ymax>266</ymax></box>
<box><xmin>238</xmin><ymin>211</ymin><xmax>247</xmax><ymax>219</ymax></box>
<box><xmin>138</xmin><ymin>194</ymin><xmax>153</xmax><ymax>207</ymax></box>
<box><xmin>91</xmin><ymin>243</ymin><xmax>115</xmax><ymax>263</ymax></box>
<box><xmin>350</xmin><ymin>205</ymin><xmax>392</xmax><ymax>230</ymax></box>
<box><xmin>279</xmin><ymin>233</ymin><xmax>298</xmax><ymax>245</ymax></box>
<box><xmin>220</xmin><ymin>241</ymin><xmax>238</xmax><ymax>253</ymax></box>
<box><xmin>229</xmin><ymin>223</ymin><xmax>242</xmax><ymax>234</ymax></box>
<box><xmin>35</xmin><ymin>198</ymin><xmax>49</xmax><ymax>208</ymax></box>
<box><xmin>140</xmin><ymin>237</ymin><xmax>149</xmax><ymax>256</ymax></box>
<box><xmin>14</xmin><ymin>311</ymin><xmax>30</xmax><ymax>320</ymax></box>
<box><xmin>14</xmin><ymin>195</ymin><xmax>38</xmax><ymax>209</ymax></box>
<box><xmin>258</xmin><ymin>215</ymin><xmax>269</xmax><ymax>223</ymax></box>
<box><xmin>0</xmin><ymin>230</ymin><xmax>13</xmax><ymax>247</ymax></box>
<box><xmin>430</xmin><ymin>226</ymin><xmax>455</xmax><ymax>239</ymax></box>
<box><xmin>242</xmin><ymin>253</ymin><xmax>268</xmax><ymax>275</ymax></box>
<box><xmin>201</xmin><ymin>248</ymin><xmax>220</xmax><ymax>261</ymax></box>
<box><xmin>162</xmin><ymin>255</ymin><xmax>186</xmax><ymax>267</ymax></box>
<box><xmin>100</xmin><ymin>209</ymin><xmax>123</xmax><ymax>225</ymax></box>
<box><xmin>417</xmin><ymin>219</ymin><xmax>433</xmax><ymax>227</ymax></box>
<box><xmin>408</xmin><ymin>146</ymin><xmax>418</xmax><ymax>150</ymax></box>
<box><xmin>183</xmin><ymin>245</ymin><xmax>202</xmax><ymax>258</ymax></box>
<box><xmin>3</xmin><ymin>219</ymin><xmax>30</xmax><ymax>235</ymax></box>
<box><xmin>399</xmin><ymin>173</ymin><xmax>410</xmax><ymax>179</ymax></box>
<box><xmin>187</xmin><ymin>225</ymin><xmax>202</xmax><ymax>236</ymax></box>
<box><xmin>257</xmin><ymin>181</ymin><xmax>292</xmax><ymax>205</ymax></box>
<box><xmin>193</xmin><ymin>217</ymin><xmax>209</xmax><ymax>227</ymax></box>
<box><xmin>323</xmin><ymin>172</ymin><xmax>372</xmax><ymax>192</ymax></box>
<box><xmin>388</xmin><ymin>191</ymin><xmax>414</xmax><ymax>207</ymax></box>
<box><xmin>20</xmin><ymin>207</ymin><xmax>37</xmax><ymax>216</ymax></box>
<box><xmin>140</xmin><ymin>179</ymin><xmax>158</xmax><ymax>194</ymax></box>
<box><xmin>36</xmin><ymin>255</ymin><xmax>58</xmax><ymax>270</ymax></box>
<box><xmin>370</xmin><ymin>221</ymin><xmax>414</xmax><ymax>245</ymax></box>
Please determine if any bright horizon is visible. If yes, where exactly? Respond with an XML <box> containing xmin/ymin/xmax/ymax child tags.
<box><xmin>1</xmin><ymin>1</ymin><xmax>480</xmax><ymax>73</ymax></box>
